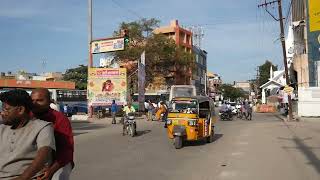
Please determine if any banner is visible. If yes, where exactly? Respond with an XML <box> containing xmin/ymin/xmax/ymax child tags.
<box><xmin>91</xmin><ymin>38</ymin><xmax>124</xmax><ymax>54</ymax></box>
<box><xmin>138</xmin><ymin>51</ymin><xmax>146</xmax><ymax>111</ymax></box>
<box><xmin>87</xmin><ymin>68</ymin><xmax>127</xmax><ymax>106</ymax></box>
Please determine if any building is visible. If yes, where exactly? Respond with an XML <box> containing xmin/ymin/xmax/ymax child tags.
<box><xmin>207</xmin><ymin>72</ymin><xmax>222</xmax><ymax>100</ymax></box>
<box><xmin>0</xmin><ymin>71</ymin><xmax>16</xmax><ymax>79</ymax></box>
<box><xmin>260</xmin><ymin>67</ymin><xmax>286</xmax><ymax>104</ymax></box>
<box><xmin>233</xmin><ymin>81</ymin><xmax>251</xmax><ymax>93</ymax></box>
<box><xmin>0</xmin><ymin>71</ymin><xmax>75</xmax><ymax>90</ymax></box>
<box><xmin>290</xmin><ymin>0</ymin><xmax>309</xmax><ymax>88</ymax></box>
<box><xmin>153</xmin><ymin>20</ymin><xmax>193</xmax><ymax>53</ymax></box>
<box><xmin>290</xmin><ymin>0</ymin><xmax>320</xmax><ymax>116</ymax></box>
<box><xmin>154</xmin><ymin>20</ymin><xmax>193</xmax><ymax>85</ymax></box>
<box><xmin>193</xmin><ymin>46</ymin><xmax>207</xmax><ymax>95</ymax></box>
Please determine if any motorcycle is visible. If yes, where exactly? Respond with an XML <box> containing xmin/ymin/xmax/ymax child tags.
<box><xmin>123</xmin><ymin>112</ymin><xmax>136</xmax><ymax>137</ymax></box>
<box><xmin>232</xmin><ymin>108</ymin><xmax>238</xmax><ymax>115</ymax></box>
<box><xmin>219</xmin><ymin>110</ymin><xmax>233</xmax><ymax>121</ymax></box>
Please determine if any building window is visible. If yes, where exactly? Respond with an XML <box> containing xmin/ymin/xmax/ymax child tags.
<box><xmin>180</xmin><ymin>32</ymin><xmax>185</xmax><ymax>44</ymax></box>
<box><xmin>186</xmin><ymin>35</ymin><xmax>190</xmax><ymax>45</ymax></box>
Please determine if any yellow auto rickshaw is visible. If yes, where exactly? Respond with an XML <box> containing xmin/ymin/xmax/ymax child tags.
<box><xmin>166</xmin><ymin>96</ymin><xmax>217</xmax><ymax>149</ymax></box>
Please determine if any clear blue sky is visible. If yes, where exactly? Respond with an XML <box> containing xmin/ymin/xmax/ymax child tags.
<box><xmin>0</xmin><ymin>0</ymin><xmax>292</xmax><ymax>83</ymax></box>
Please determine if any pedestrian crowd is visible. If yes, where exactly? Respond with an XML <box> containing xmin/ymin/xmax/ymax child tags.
<box><xmin>0</xmin><ymin>88</ymin><xmax>74</xmax><ymax>180</ymax></box>
<box><xmin>144</xmin><ymin>100</ymin><xmax>168</xmax><ymax>122</ymax></box>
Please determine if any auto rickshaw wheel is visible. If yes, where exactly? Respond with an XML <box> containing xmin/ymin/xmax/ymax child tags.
<box><xmin>174</xmin><ymin>136</ymin><xmax>183</xmax><ymax>149</ymax></box>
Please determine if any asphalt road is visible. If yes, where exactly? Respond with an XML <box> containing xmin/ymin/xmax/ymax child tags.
<box><xmin>70</xmin><ymin>113</ymin><xmax>320</xmax><ymax>180</ymax></box>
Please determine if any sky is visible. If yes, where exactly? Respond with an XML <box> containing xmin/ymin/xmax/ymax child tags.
<box><xmin>0</xmin><ymin>0</ymin><xmax>292</xmax><ymax>83</ymax></box>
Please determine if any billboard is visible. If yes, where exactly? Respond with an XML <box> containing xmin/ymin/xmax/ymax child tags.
<box><xmin>309</xmin><ymin>0</ymin><xmax>320</xmax><ymax>32</ymax></box>
<box><xmin>87</xmin><ymin>68</ymin><xmax>127</xmax><ymax>106</ymax></box>
<box><xmin>91</xmin><ymin>38</ymin><xmax>124</xmax><ymax>54</ymax></box>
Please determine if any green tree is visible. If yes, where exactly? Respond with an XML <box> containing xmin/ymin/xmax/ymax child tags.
<box><xmin>113</xmin><ymin>18</ymin><xmax>194</xmax><ymax>87</ymax></box>
<box><xmin>258</xmin><ymin>60</ymin><xmax>278</xmax><ymax>87</ymax></box>
<box><xmin>63</xmin><ymin>65</ymin><xmax>88</xmax><ymax>90</ymax></box>
<box><xmin>218</xmin><ymin>84</ymin><xmax>246</xmax><ymax>101</ymax></box>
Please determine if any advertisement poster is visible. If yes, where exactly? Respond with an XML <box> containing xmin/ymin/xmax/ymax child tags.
<box><xmin>309</xmin><ymin>0</ymin><xmax>320</xmax><ymax>32</ymax></box>
<box><xmin>91</xmin><ymin>38</ymin><xmax>124</xmax><ymax>54</ymax></box>
<box><xmin>138</xmin><ymin>51</ymin><xmax>146</xmax><ymax>111</ymax></box>
<box><xmin>88</xmin><ymin>68</ymin><xmax>127</xmax><ymax>106</ymax></box>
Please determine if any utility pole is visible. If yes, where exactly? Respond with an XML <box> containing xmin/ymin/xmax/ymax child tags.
<box><xmin>88</xmin><ymin>0</ymin><xmax>92</xmax><ymax>67</ymax></box>
<box><xmin>88</xmin><ymin>0</ymin><xmax>93</xmax><ymax>118</ymax></box>
<box><xmin>258</xmin><ymin>0</ymin><xmax>293</xmax><ymax>121</ymax></box>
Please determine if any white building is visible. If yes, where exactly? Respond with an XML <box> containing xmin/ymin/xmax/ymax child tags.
<box><xmin>260</xmin><ymin>67</ymin><xmax>286</xmax><ymax>104</ymax></box>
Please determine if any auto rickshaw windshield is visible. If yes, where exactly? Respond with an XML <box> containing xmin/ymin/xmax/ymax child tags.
<box><xmin>170</xmin><ymin>100</ymin><xmax>198</xmax><ymax>113</ymax></box>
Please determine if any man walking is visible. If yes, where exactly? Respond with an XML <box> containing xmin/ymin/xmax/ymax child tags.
<box><xmin>0</xmin><ymin>89</ymin><xmax>55</xmax><ymax>180</ymax></box>
<box><xmin>63</xmin><ymin>104</ymin><xmax>68</xmax><ymax>117</ymax></box>
<box><xmin>31</xmin><ymin>88</ymin><xmax>74</xmax><ymax>180</ymax></box>
<box><xmin>147</xmin><ymin>100</ymin><xmax>154</xmax><ymax>121</ymax></box>
<box><xmin>111</xmin><ymin>100</ymin><xmax>118</xmax><ymax>124</ymax></box>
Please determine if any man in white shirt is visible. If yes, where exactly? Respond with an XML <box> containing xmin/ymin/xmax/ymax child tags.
<box><xmin>0</xmin><ymin>89</ymin><xmax>55</xmax><ymax>180</ymax></box>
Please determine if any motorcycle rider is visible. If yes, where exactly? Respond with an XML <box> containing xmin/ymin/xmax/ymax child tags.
<box><xmin>220</xmin><ymin>102</ymin><xmax>232</xmax><ymax>119</ymax></box>
<box><xmin>122</xmin><ymin>103</ymin><xmax>136</xmax><ymax>135</ymax></box>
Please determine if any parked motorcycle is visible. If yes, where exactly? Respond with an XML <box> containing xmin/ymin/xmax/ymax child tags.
<box><xmin>123</xmin><ymin>112</ymin><xmax>136</xmax><ymax>137</ymax></box>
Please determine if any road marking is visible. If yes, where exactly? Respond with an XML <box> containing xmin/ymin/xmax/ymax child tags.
<box><xmin>218</xmin><ymin>171</ymin><xmax>237</xmax><ymax>178</ymax></box>
<box><xmin>230</xmin><ymin>152</ymin><xmax>244</xmax><ymax>156</ymax></box>
<box><xmin>237</xmin><ymin>142</ymin><xmax>249</xmax><ymax>145</ymax></box>
<box><xmin>239</xmin><ymin>134</ymin><xmax>249</xmax><ymax>137</ymax></box>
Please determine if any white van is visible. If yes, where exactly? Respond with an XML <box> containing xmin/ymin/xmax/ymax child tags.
<box><xmin>169</xmin><ymin>85</ymin><xmax>196</xmax><ymax>101</ymax></box>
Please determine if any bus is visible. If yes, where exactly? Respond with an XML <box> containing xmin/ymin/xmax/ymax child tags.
<box><xmin>49</xmin><ymin>89</ymin><xmax>87</xmax><ymax>115</ymax></box>
<box><xmin>0</xmin><ymin>88</ymin><xmax>88</xmax><ymax>115</ymax></box>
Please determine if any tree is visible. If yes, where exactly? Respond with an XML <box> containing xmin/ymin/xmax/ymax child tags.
<box><xmin>113</xmin><ymin>18</ymin><xmax>195</xmax><ymax>88</ymax></box>
<box><xmin>258</xmin><ymin>60</ymin><xmax>278</xmax><ymax>87</ymax></box>
<box><xmin>218</xmin><ymin>84</ymin><xmax>246</xmax><ymax>101</ymax></box>
<box><xmin>63</xmin><ymin>65</ymin><xmax>88</xmax><ymax>90</ymax></box>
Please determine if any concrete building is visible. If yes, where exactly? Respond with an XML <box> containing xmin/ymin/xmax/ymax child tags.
<box><xmin>154</xmin><ymin>20</ymin><xmax>193</xmax><ymax>53</ymax></box>
<box><xmin>233</xmin><ymin>81</ymin><xmax>251</xmax><ymax>93</ymax></box>
<box><xmin>154</xmin><ymin>20</ymin><xmax>193</xmax><ymax>85</ymax></box>
<box><xmin>291</xmin><ymin>0</ymin><xmax>309</xmax><ymax>88</ymax></box>
<box><xmin>0</xmin><ymin>71</ymin><xmax>74</xmax><ymax>90</ymax></box>
<box><xmin>290</xmin><ymin>0</ymin><xmax>320</xmax><ymax>116</ymax></box>
<box><xmin>193</xmin><ymin>46</ymin><xmax>207</xmax><ymax>95</ymax></box>
<box><xmin>207</xmin><ymin>72</ymin><xmax>222</xmax><ymax>100</ymax></box>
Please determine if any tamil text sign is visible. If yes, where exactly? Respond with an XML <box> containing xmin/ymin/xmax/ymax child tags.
<box><xmin>138</xmin><ymin>51</ymin><xmax>146</xmax><ymax>111</ymax></box>
<box><xmin>91</xmin><ymin>38</ymin><xmax>124</xmax><ymax>54</ymax></box>
<box><xmin>87</xmin><ymin>68</ymin><xmax>127</xmax><ymax>106</ymax></box>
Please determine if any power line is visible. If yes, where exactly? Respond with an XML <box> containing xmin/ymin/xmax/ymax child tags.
<box><xmin>110</xmin><ymin>0</ymin><xmax>142</xmax><ymax>19</ymax></box>
<box><xmin>284</xmin><ymin>0</ymin><xmax>293</xmax><ymax>29</ymax></box>
<box><xmin>258</xmin><ymin>0</ymin><xmax>294</xmax><ymax>121</ymax></box>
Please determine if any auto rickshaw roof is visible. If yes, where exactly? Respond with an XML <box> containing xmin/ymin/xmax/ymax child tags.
<box><xmin>171</xmin><ymin>96</ymin><xmax>212</xmax><ymax>103</ymax></box>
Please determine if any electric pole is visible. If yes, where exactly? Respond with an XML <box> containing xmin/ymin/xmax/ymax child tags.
<box><xmin>258</xmin><ymin>0</ymin><xmax>293</xmax><ymax>121</ymax></box>
<box><xmin>88</xmin><ymin>0</ymin><xmax>93</xmax><ymax>118</ymax></box>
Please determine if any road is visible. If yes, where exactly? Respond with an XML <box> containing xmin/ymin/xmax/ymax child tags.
<box><xmin>70</xmin><ymin>113</ymin><xmax>320</xmax><ymax>180</ymax></box>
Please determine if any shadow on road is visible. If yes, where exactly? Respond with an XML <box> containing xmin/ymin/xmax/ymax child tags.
<box><xmin>135</xmin><ymin>130</ymin><xmax>152</xmax><ymax>137</ymax></box>
<box><xmin>279</xmin><ymin>136</ymin><xmax>320</xmax><ymax>175</ymax></box>
<box><xmin>183</xmin><ymin>134</ymin><xmax>224</xmax><ymax>147</ymax></box>
<box><xmin>213</xmin><ymin>133</ymin><xmax>223</xmax><ymax>141</ymax></box>
<box><xmin>293</xmin><ymin>137</ymin><xmax>320</xmax><ymax>174</ymax></box>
